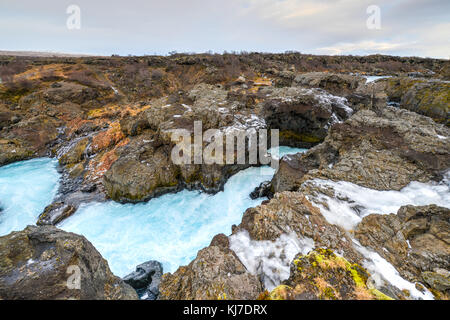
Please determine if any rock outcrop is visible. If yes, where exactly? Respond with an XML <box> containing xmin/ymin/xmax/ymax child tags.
<box><xmin>123</xmin><ymin>260</ymin><xmax>163</xmax><ymax>300</ymax></box>
<box><xmin>261</xmin><ymin>86</ymin><xmax>354</xmax><ymax>147</ymax></box>
<box><xmin>102</xmin><ymin>82</ymin><xmax>359</xmax><ymax>202</ymax></box>
<box><xmin>249</xmin><ymin>181</ymin><xmax>273</xmax><ymax>199</ymax></box>
<box><xmin>234</xmin><ymin>192</ymin><xmax>360</xmax><ymax>263</ymax></box>
<box><xmin>381</xmin><ymin>77</ymin><xmax>449</xmax><ymax>124</ymax></box>
<box><xmin>355</xmin><ymin>205</ymin><xmax>450</xmax><ymax>298</ymax></box>
<box><xmin>265</xmin><ymin>248</ymin><xmax>393</xmax><ymax>300</ymax></box>
<box><xmin>102</xmin><ymin>84</ymin><xmax>263</xmax><ymax>202</ymax></box>
<box><xmin>272</xmin><ymin>106</ymin><xmax>449</xmax><ymax>193</ymax></box>
<box><xmin>159</xmin><ymin>234</ymin><xmax>262</xmax><ymax>300</ymax></box>
<box><xmin>293</xmin><ymin>72</ymin><xmax>366</xmax><ymax>97</ymax></box>
<box><xmin>1</xmin><ymin>54</ymin><xmax>449</xmax><ymax>301</ymax></box>
<box><xmin>37</xmin><ymin>202</ymin><xmax>76</xmax><ymax>226</ymax></box>
<box><xmin>0</xmin><ymin>225</ymin><xmax>138</xmax><ymax>300</ymax></box>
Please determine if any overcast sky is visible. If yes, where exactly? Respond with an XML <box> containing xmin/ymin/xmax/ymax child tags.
<box><xmin>1</xmin><ymin>0</ymin><xmax>449</xmax><ymax>58</ymax></box>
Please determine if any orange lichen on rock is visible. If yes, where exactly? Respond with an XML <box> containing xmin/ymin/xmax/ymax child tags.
<box><xmin>248</xmin><ymin>76</ymin><xmax>273</xmax><ymax>93</ymax></box>
<box><xmin>86</xmin><ymin>137</ymin><xmax>129</xmax><ymax>182</ymax></box>
<box><xmin>87</xmin><ymin>103</ymin><xmax>150</xmax><ymax>120</ymax></box>
<box><xmin>91</xmin><ymin>122</ymin><xmax>124</xmax><ymax>154</ymax></box>
<box><xmin>64</xmin><ymin>117</ymin><xmax>92</xmax><ymax>135</ymax></box>
<box><xmin>14</xmin><ymin>64</ymin><xmax>66</xmax><ymax>81</ymax></box>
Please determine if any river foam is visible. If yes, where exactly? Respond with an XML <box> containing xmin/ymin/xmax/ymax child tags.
<box><xmin>307</xmin><ymin>175</ymin><xmax>450</xmax><ymax>230</ymax></box>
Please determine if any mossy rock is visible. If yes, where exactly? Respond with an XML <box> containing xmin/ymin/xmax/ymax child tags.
<box><xmin>59</xmin><ymin>137</ymin><xmax>90</xmax><ymax>165</ymax></box>
<box><xmin>383</xmin><ymin>78</ymin><xmax>449</xmax><ymax>124</ymax></box>
<box><xmin>401</xmin><ymin>82</ymin><xmax>450</xmax><ymax>124</ymax></box>
<box><xmin>266</xmin><ymin>248</ymin><xmax>395</xmax><ymax>300</ymax></box>
<box><xmin>279</xmin><ymin>130</ymin><xmax>322</xmax><ymax>147</ymax></box>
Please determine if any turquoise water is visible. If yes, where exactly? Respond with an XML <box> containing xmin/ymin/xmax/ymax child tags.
<box><xmin>0</xmin><ymin>147</ymin><xmax>307</xmax><ymax>277</ymax></box>
<box><xmin>0</xmin><ymin>158</ymin><xmax>60</xmax><ymax>236</ymax></box>
<box><xmin>59</xmin><ymin>146</ymin><xmax>308</xmax><ymax>276</ymax></box>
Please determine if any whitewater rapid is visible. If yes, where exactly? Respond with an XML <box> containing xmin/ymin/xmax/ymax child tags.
<box><xmin>0</xmin><ymin>147</ymin><xmax>306</xmax><ymax>277</ymax></box>
<box><xmin>0</xmin><ymin>158</ymin><xmax>59</xmax><ymax>236</ymax></box>
<box><xmin>58</xmin><ymin>146</ymin><xmax>307</xmax><ymax>276</ymax></box>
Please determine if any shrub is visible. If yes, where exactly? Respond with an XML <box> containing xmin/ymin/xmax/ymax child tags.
<box><xmin>151</xmin><ymin>69</ymin><xmax>164</xmax><ymax>81</ymax></box>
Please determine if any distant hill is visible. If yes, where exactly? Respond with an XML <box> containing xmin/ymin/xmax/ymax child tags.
<box><xmin>0</xmin><ymin>50</ymin><xmax>101</xmax><ymax>58</ymax></box>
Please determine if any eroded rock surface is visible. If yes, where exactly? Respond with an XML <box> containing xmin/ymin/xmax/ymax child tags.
<box><xmin>273</xmin><ymin>106</ymin><xmax>449</xmax><ymax>193</ymax></box>
<box><xmin>123</xmin><ymin>260</ymin><xmax>163</xmax><ymax>300</ymax></box>
<box><xmin>381</xmin><ymin>77</ymin><xmax>449</xmax><ymax>124</ymax></box>
<box><xmin>355</xmin><ymin>205</ymin><xmax>450</xmax><ymax>297</ymax></box>
<box><xmin>261</xmin><ymin>86</ymin><xmax>353</xmax><ymax>147</ymax></box>
<box><xmin>159</xmin><ymin>234</ymin><xmax>262</xmax><ymax>300</ymax></box>
<box><xmin>0</xmin><ymin>225</ymin><xmax>138</xmax><ymax>300</ymax></box>
<box><xmin>293</xmin><ymin>72</ymin><xmax>366</xmax><ymax>97</ymax></box>
<box><xmin>266</xmin><ymin>249</ymin><xmax>392</xmax><ymax>300</ymax></box>
<box><xmin>234</xmin><ymin>192</ymin><xmax>361</xmax><ymax>263</ymax></box>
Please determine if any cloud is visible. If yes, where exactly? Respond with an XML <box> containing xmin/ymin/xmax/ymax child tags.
<box><xmin>317</xmin><ymin>40</ymin><xmax>418</xmax><ymax>56</ymax></box>
<box><xmin>0</xmin><ymin>0</ymin><xmax>448</xmax><ymax>58</ymax></box>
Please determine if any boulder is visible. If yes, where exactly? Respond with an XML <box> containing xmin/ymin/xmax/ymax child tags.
<box><xmin>233</xmin><ymin>192</ymin><xmax>362</xmax><ymax>264</ymax></box>
<box><xmin>401</xmin><ymin>81</ymin><xmax>449</xmax><ymax>125</ymax></box>
<box><xmin>265</xmin><ymin>248</ymin><xmax>393</xmax><ymax>300</ymax></box>
<box><xmin>293</xmin><ymin>72</ymin><xmax>366</xmax><ymax>97</ymax></box>
<box><xmin>123</xmin><ymin>260</ymin><xmax>163</xmax><ymax>300</ymax></box>
<box><xmin>260</xmin><ymin>86</ymin><xmax>353</xmax><ymax>148</ymax></box>
<box><xmin>159</xmin><ymin>234</ymin><xmax>262</xmax><ymax>300</ymax></box>
<box><xmin>0</xmin><ymin>225</ymin><xmax>138</xmax><ymax>300</ymax></box>
<box><xmin>0</xmin><ymin>139</ymin><xmax>34</xmax><ymax>166</ymax></box>
<box><xmin>58</xmin><ymin>137</ymin><xmax>90</xmax><ymax>165</ymax></box>
<box><xmin>103</xmin><ymin>137</ymin><xmax>180</xmax><ymax>202</ymax></box>
<box><xmin>355</xmin><ymin>205</ymin><xmax>450</xmax><ymax>297</ymax></box>
<box><xmin>37</xmin><ymin>202</ymin><xmax>76</xmax><ymax>226</ymax></box>
<box><xmin>249</xmin><ymin>181</ymin><xmax>273</xmax><ymax>199</ymax></box>
<box><xmin>103</xmin><ymin>84</ymin><xmax>264</xmax><ymax>202</ymax></box>
<box><xmin>422</xmin><ymin>271</ymin><xmax>450</xmax><ymax>293</ymax></box>
<box><xmin>272</xmin><ymin>106</ymin><xmax>449</xmax><ymax>193</ymax></box>
<box><xmin>381</xmin><ymin>77</ymin><xmax>449</xmax><ymax>124</ymax></box>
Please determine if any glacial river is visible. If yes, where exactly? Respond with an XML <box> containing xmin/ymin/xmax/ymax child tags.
<box><xmin>0</xmin><ymin>146</ymin><xmax>306</xmax><ymax>276</ymax></box>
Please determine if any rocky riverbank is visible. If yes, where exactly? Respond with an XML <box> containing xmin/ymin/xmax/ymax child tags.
<box><xmin>0</xmin><ymin>225</ymin><xmax>137</xmax><ymax>299</ymax></box>
<box><xmin>0</xmin><ymin>53</ymin><xmax>448</xmax><ymax>300</ymax></box>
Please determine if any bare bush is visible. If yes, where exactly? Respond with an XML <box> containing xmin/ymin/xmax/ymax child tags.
<box><xmin>0</xmin><ymin>60</ymin><xmax>28</xmax><ymax>84</ymax></box>
<box><xmin>151</xmin><ymin>69</ymin><xmax>164</xmax><ymax>81</ymax></box>
<box><xmin>68</xmin><ymin>69</ymin><xmax>106</xmax><ymax>87</ymax></box>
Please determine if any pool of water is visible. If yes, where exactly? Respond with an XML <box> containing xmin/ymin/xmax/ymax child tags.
<box><xmin>0</xmin><ymin>158</ymin><xmax>60</xmax><ymax>236</ymax></box>
<box><xmin>365</xmin><ymin>75</ymin><xmax>391</xmax><ymax>83</ymax></box>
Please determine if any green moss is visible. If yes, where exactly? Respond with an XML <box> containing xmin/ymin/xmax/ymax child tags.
<box><xmin>370</xmin><ymin>289</ymin><xmax>395</xmax><ymax>300</ymax></box>
<box><xmin>315</xmin><ymin>253</ymin><xmax>325</xmax><ymax>265</ymax></box>
<box><xmin>349</xmin><ymin>267</ymin><xmax>366</xmax><ymax>288</ymax></box>
<box><xmin>0</xmin><ymin>86</ymin><xmax>32</xmax><ymax>104</ymax></box>
<box><xmin>323</xmin><ymin>287</ymin><xmax>337</xmax><ymax>300</ymax></box>
<box><xmin>279</xmin><ymin>130</ymin><xmax>322</xmax><ymax>144</ymax></box>
<box><xmin>217</xmin><ymin>292</ymin><xmax>227</xmax><ymax>300</ymax></box>
<box><xmin>268</xmin><ymin>285</ymin><xmax>292</xmax><ymax>300</ymax></box>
